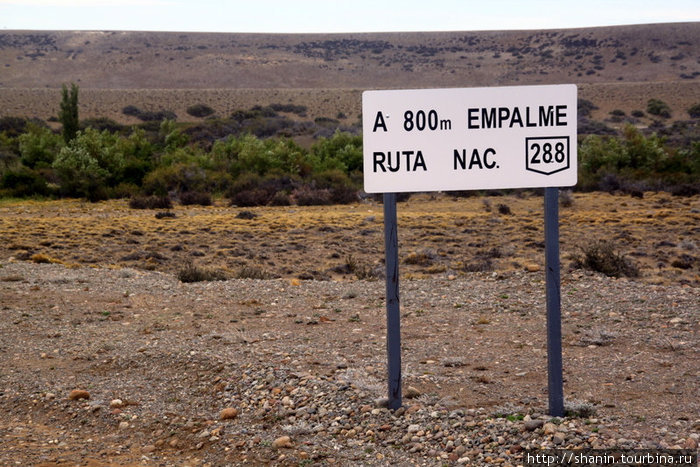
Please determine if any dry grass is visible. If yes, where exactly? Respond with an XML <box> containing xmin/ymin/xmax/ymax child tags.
<box><xmin>0</xmin><ymin>192</ymin><xmax>698</xmax><ymax>286</ymax></box>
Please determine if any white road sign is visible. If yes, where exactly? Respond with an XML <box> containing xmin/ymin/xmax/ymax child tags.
<box><xmin>362</xmin><ymin>84</ymin><xmax>577</xmax><ymax>193</ymax></box>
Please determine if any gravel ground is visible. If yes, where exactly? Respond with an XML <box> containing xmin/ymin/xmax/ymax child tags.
<box><xmin>0</xmin><ymin>261</ymin><xmax>698</xmax><ymax>466</ymax></box>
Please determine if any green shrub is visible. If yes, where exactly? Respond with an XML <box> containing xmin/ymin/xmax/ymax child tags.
<box><xmin>311</xmin><ymin>131</ymin><xmax>363</xmax><ymax>173</ymax></box>
<box><xmin>577</xmin><ymin>98</ymin><xmax>598</xmax><ymax>118</ymax></box>
<box><xmin>81</xmin><ymin>117</ymin><xmax>125</xmax><ymax>133</ymax></box>
<box><xmin>0</xmin><ymin>116</ymin><xmax>30</xmax><ymax>137</ymax></box>
<box><xmin>18</xmin><ymin>124</ymin><xmax>64</xmax><ymax>168</ymax></box>
<box><xmin>688</xmin><ymin>103</ymin><xmax>700</xmax><ymax>119</ymax></box>
<box><xmin>0</xmin><ymin>166</ymin><xmax>50</xmax><ymax>197</ymax></box>
<box><xmin>186</xmin><ymin>104</ymin><xmax>215</xmax><ymax>118</ymax></box>
<box><xmin>647</xmin><ymin>98</ymin><xmax>671</xmax><ymax>118</ymax></box>
<box><xmin>311</xmin><ymin>169</ymin><xmax>358</xmax><ymax>204</ymax></box>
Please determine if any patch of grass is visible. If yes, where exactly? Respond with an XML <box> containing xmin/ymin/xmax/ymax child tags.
<box><xmin>345</xmin><ymin>255</ymin><xmax>377</xmax><ymax>280</ymax></box>
<box><xmin>177</xmin><ymin>260</ymin><xmax>227</xmax><ymax>283</ymax></box>
<box><xmin>571</xmin><ymin>240</ymin><xmax>640</xmax><ymax>278</ymax></box>
<box><xmin>236</xmin><ymin>265</ymin><xmax>272</xmax><ymax>280</ymax></box>
<box><xmin>30</xmin><ymin>253</ymin><xmax>62</xmax><ymax>264</ymax></box>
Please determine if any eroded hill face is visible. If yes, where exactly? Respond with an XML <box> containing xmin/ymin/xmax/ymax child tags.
<box><xmin>1</xmin><ymin>23</ymin><xmax>698</xmax><ymax>89</ymax></box>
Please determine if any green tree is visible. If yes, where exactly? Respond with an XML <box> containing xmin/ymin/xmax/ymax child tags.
<box><xmin>52</xmin><ymin>128</ymin><xmax>125</xmax><ymax>200</ymax></box>
<box><xmin>59</xmin><ymin>83</ymin><xmax>80</xmax><ymax>143</ymax></box>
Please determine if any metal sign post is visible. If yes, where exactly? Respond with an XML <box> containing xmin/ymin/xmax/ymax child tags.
<box><xmin>544</xmin><ymin>187</ymin><xmax>564</xmax><ymax>417</ymax></box>
<box><xmin>383</xmin><ymin>192</ymin><xmax>402</xmax><ymax>410</ymax></box>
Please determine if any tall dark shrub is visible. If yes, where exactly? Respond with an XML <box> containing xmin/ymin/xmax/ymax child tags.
<box><xmin>59</xmin><ymin>83</ymin><xmax>79</xmax><ymax>143</ymax></box>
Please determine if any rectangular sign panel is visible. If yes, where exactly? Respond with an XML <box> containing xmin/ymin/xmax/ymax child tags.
<box><xmin>362</xmin><ymin>84</ymin><xmax>577</xmax><ymax>193</ymax></box>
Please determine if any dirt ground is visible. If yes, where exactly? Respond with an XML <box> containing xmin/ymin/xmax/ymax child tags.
<box><xmin>0</xmin><ymin>193</ymin><xmax>698</xmax><ymax>466</ymax></box>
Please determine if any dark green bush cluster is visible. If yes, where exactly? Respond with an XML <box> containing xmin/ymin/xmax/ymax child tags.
<box><xmin>186</xmin><ymin>104</ymin><xmax>215</xmax><ymax>118</ymax></box>
<box><xmin>0</xmin><ymin>111</ymin><xmax>363</xmax><ymax>205</ymax></box>
<box><xmin>646</xmin><ymin>98</ymin><xmax>672</xmax><ymax>118</ymax></box>
<box><xmin>122</xmin><ymin>105</ymin><xmax>177</xmax><ymax>122</ymax></box>
<box><xmin>578</xmin><ymin>124</ymin><xmax>699</xmax><ymax>193</ymax></box>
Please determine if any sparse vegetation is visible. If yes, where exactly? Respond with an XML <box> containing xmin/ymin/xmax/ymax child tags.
<box><xmin>177</xmin><ymin>259</ymin><xmax>227</xmax><ymax>282</ymax></box>
<box><xmin>571</xmin><ymin>239</ymin><xmax>640</xmax><ymax>278</ymax></box>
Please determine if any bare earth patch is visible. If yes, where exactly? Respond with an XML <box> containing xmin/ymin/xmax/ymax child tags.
<box><xmin>0</xmin><ymin>194</ymin><xmax>698</xmax><ymax>465</ymax></box>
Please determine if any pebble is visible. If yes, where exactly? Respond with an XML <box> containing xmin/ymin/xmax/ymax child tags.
<box><xmin>68</xmin><ymin>390</ymin><xmax>90</xmax><ymax>401</ymax></box>
<box><xmin>524</xmin><ymin>419</ymin><xmax>544</xmax><ymax>431</ymax></box>
<box><xmin>219</xmin><ymin>407</ymin><xmax>239</xmax><ymax>420</ymax></box>
<box><xmin>109</xmin><ymin>399</ymin><xmax>124</xmax><ymax>408</ymax></box>
<box><xmin>272</xmin><ymin>436</ymin><xmax>293</xmax><ymax>449</ymax></box>
<box><xmin>404</xmin><ymin>386</ymin><xmax>421</xmax><ymax>399</ymax></box>
<box><xmin>543</xmin><ymin>422</ymin><xmax>558</xmax><ymax>435</ymax></box>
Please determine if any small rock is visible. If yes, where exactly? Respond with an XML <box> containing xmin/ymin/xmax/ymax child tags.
<box><xmin>404</xmin><ymin>386</ymin><xmax>421</xmax><ymax>399</ymax></box>
<box><xmin>118</xmin><ymin>421</ymin><xmax>130</xmax><ymax>430</ymax></box>
<box><xmin>141</xmin><ymin>445</ymin><xmax>156</xmax><ymax>453</ymax></box>
<box><xmin>407</xmin><ymin>424</ymin><xmax>421</xmax><ymax>433</ymax></box>
<box><xmin>220</xmin><ymin>407</ymin><xmax>239</xmax><ymax>420</ymax></box>
<box><xmin>68</xmin><ymin>390</ymin><xmax>90</xmax><ymax>401</ymax></box>
<box><xmin>109</xmin><ymin>399</ymin><xmax>124</xmax><ymax>409</ymax></box>
<box><xmin>684</xmin><ymin>437</ymin><xmax>698</xmax><ymax>450</ymax></box>
<box><xmin>525</xmin><ymin>264</ymin><xmax>541</xmax><ymax>272</ymax></box>
<box><xmin>406</xmin><ymin>404</ymin><xmax>422</xmax><ymax>415</ymax></box>
<box><xmin>524</xmin><ymin>420</ymin><xmax>544</xmax><ymax>431</ymax></box>
<box><xmin>272</xmin><ymin>436</ymin><xmax>293</xmax><ymax>449</ymax></box>
<box><xmin>374</xmin><ymin>397</ymin><xmax>390</xmax><ymax>408</ymax></box>
<box><xmin>543</xmin><ymin>422</ymin><xmax>558</xmax><ymax>435</ymax></box>
<box><xmin>553</xmin><ymin>432</ymin><xmax>567</xmax><ymax>445</ymax></box>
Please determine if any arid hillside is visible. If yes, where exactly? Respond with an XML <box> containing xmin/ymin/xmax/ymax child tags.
<box><xmin>2</xmin><ymin>24</ymin><xmax>699</xmax><ymax>89</ymax></box>
<box><xmin>0</xmin><ymin>23</ymin><xmax>699</xmax><ymax>123</ymax></box>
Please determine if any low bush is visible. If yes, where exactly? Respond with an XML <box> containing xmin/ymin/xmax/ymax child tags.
<box><xmin>292</xmin><ymin>186</ymin><xmax>331</xmax><ymax>206</ymax></box>
<box><xmin>128</xmin><ymin>195</ymin><xmax>173</xmax><ymax>210</ymax></box>
<box><xmin>179</xmin><ymin>191</ymin><xmax>212</xmax><ymax>206</ymax></box>
<box><xmin>647</xmin><ymin>98</ymin><xmax>671</xmax><ymax>118</ymax></box>
<box><xmin>571</xmin><ymin>240</ymin><xmax>639</xmax><ymax>278</ymax></box>
<box><xmin>688</xmin><ymin>103</ymin><xmax>700</xmax><ymax>119</ymax></box>
<box><xmin>177</xmin><ymin>260</ymin><xmax>227</xmax><ymax>282</ymax></box>
<box><xmin>0</xmin><ymin>166</ymin><xmax>50</xmax><ymax>197</ymax></box>
<box><xmin>235</xmin><ymin>265</ymin><xmax>273</xmax><ymax>280</ymax></box>
<box><xmin>186</xmin><ymin>104</ymin><xmax>215</xmax><ymax>118</ymax></box>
